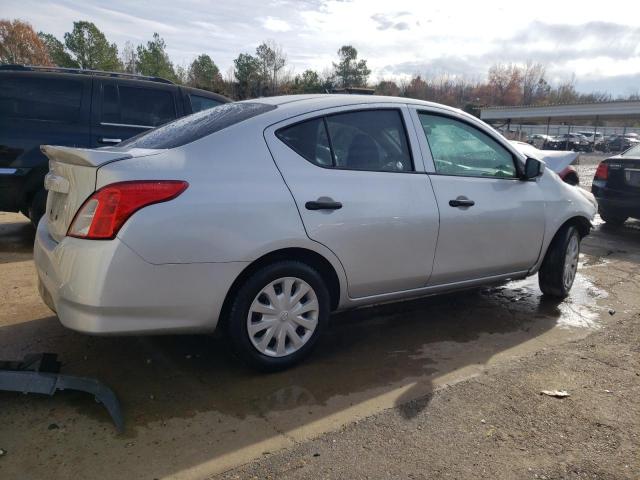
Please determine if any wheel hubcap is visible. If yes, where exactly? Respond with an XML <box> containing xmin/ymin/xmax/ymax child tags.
<box><xmin>247</xmin><ymin>277</ymin><xmax>319</xmax><ymax>357</ymax></box>
<box><xmin>563</xmin><ymin>234</ymin><xmax>580</xmax><ymax>290</ymax></box>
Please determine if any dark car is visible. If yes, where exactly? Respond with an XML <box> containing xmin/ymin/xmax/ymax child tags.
<box><xmin>546</xmin><ymin>133</ymin><xmax>592</xmax><ymax>152</ymax></box>
<box><xmin>592</xmin><ymin>144</ymin><xmax>640</xmax><ymax>225</ymax></box>
<box><xmin>598</xmin><ymin>134</ymin><xmax>640</xmax><ymax>153</ymax></box>
<box><xmin>0</xmin><ymin>65</ymin><xmax>229</xmax><ymax>226</ymax></box>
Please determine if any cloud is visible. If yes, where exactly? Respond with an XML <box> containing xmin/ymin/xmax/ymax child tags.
<box><xmin>262</xmin><ymin>16</ymin><xmax>292</xmax><ymax>32</ymax></box>
<box><xmin>371</xmin><ymin>12</ymin><xmax>412</xmax><ymax>31</ymax></box>
<box><xmin>3</xmin><ymin>0</ymin><xmax>640</xmax><ymax>95</ymax></box>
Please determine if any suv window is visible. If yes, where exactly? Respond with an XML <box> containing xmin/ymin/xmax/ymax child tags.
<box><xmin>119</xmin><ymin>102</ymin><xmax>275</xmax><ymax>150</ymax></box>
<box><xmin>101</xmin><ymin>84</ymin><xmax>176</xmax><ymax>127</ymax></box>
<box><xmin>0</xmin><ymin>76</ymin><xmax>83</xmax><ymax>123</ymax></box>
<box><xmin>277</xmin><ymin>109</ymin><xmax>413</xmax><ymax>172</ymax></box>
<box><xmin>418</xmin><ymin>113</ymin><xmax>516</xmax><ymax>178</ymax></box>
<box><xmin>190</xmin><ymin>95</ymin><xmax>223</xmax><ymax>113</ymax></box>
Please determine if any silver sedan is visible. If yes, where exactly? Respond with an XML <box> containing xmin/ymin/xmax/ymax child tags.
<box><xmin>34</xmin><ymin>95</ymin><xmax>596</xmax><ymax>370</ymax></box>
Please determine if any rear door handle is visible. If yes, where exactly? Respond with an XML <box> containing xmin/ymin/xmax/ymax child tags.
<box><xmin>98</xmin><ymin>137</ymin><xmax>122</xmax><ymax>144</ymax></box>
<box><xmin>449</xmin><ymin>198</ymin><xmax>475</xmax><ymax>208</ymax></box>
<box><xmin>305</xmin><ymin>200</ymin><xmax>342</xmax><ymax>210</ymax></box>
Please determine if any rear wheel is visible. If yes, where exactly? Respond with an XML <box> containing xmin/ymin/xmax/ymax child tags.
<box><xmin>227</xmin><ymin>261</ymin><xmax>330</xmax><ymax>371</ymax></box>
<box><xmin>599</xmin><ymin>210</ymin><xmax>627</xmax><ymax>226</ymax></box>
<box><xmin>28</xmin><ymin>189</ymin><xmax>47</xmax><ymax>228</ymax></box>
<box><xmin>539</xmin><ymin>225</ymin><xmax>580</xmax><ymax>298</ymax></box>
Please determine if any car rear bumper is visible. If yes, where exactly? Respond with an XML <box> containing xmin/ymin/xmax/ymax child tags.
<box><xmin>592</xmin><ymin>185</ymin><xmax>640</xmax><ymax>218</ymax></box>
<box><xmin>34</xmin><ymin>217</ymin><xmax>248</xmax><ymax>335</ymax></box>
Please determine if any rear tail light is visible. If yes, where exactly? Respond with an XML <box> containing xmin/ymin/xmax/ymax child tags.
<box><xmin>68</xmin><ymin>180</ymin><xmax>188</xmax><ymax>239</ymax></box>
<box><xmin>594</xmin><ymin>162</ymin><xmax>608</xmax><ymax>181</ymax></box>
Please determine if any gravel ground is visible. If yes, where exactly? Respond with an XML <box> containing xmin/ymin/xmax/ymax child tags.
<box><xmin>218</xmin><ymin>315</ymin><xmax>640</xmax><ymax>479</ymax></box>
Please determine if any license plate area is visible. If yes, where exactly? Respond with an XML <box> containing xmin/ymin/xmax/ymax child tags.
<box><xmin>624</xmin><ymin>168</ymin><xmax>640</xmax><ymax>188</ymax></box>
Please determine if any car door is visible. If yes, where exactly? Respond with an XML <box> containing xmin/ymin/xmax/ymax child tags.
<box><xmin>264</xmin><ymin>105</ymin><xmax>440</xmax><ymax>298</ymax></box>
<box><xmin>410</xmin><ymin>108</ymin><xmax>545</xmax><ymax>285</ymax></box>
<box><xmin>90</xmin><ymin>78</ymin><xmax>181</xmax><ymax>147</ymax></box>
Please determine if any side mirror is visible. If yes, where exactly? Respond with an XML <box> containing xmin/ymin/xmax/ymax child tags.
<box><xmin>522</xmin><ymin>157</ymin><xmax>545</xmax><ymax>180</ymax></box>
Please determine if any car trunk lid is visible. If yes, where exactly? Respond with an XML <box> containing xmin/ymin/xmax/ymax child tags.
<box><xmin>606</xmin><ymin>157</ymin><xmax>640</xmax><ymax>193</ymax></box>
<box><xmin>41</xmin><ymin>145</ymin><xmax>159</xmax><ymax>242</ymax></box>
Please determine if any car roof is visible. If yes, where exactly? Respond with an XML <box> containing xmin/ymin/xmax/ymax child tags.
<box><xmin>242</xmin><ymin>94</ymin><xmax>466</xmax><ymax>123</ymax></box>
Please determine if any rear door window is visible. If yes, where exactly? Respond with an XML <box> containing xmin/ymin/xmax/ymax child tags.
<box><xmin>276</xmin><ymin>118</ymin><xmax>332</xmax><ymax>167</ymax></box>
<box><xmin>190</xmin><ymin>95</ymin><xmax>223</xmax><ymax>113</ymax></box>
<box><xmin>0</xmin><ymin>76</ymin><xmax>83</xmax><ymax>123</ymax></box>
<box><xmin>100</xmin><ymin>84</ymin><xmax>177</xmax><ymax>127</ymax></box>
<box><xmin>277</xmin><ymin>109</ymin><xmax>413</xmax><ymax>172</ymax></box>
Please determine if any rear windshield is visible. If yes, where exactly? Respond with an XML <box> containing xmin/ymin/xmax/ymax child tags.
<box><xmin>118</xmin><ymin>102</ymin><xmax>276</xmax><ymax>149</ymax></box>
<box><xmin>622</xmin><ymin>144</ymin><xmax>640</xmax><ymax>157</ymax></box>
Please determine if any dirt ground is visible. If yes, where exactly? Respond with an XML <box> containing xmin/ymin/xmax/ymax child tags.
<box><xmin>1</xmin><ymin>155</ymin><xmax>639</xmax><ymax>479</ymax></box>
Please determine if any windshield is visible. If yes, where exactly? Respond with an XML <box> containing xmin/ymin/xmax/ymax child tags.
<box><xmin>118</xmin><ymin>102</ymin><xmax>276</xmax><ymax>150</ymax></box>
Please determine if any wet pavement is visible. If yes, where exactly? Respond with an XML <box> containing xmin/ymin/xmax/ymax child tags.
<box><xmin>0</xmin><ymin>205</ymin><xmax>638</xmax><ymax>479</ymax></box>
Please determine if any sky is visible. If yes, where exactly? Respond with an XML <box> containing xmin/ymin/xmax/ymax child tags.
<box><xmin>2</xmin><ymin>0</ymin><xmax>640</xmax><ymax>95</ymax></box>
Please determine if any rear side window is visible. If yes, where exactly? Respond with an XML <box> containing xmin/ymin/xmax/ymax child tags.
<box><xmin>119</xmin><ymin>102</ymin><xmax>276</xmax><ymax>149</ymax></box>
<box><xmin>0</xmin><ymin>76</ymin><xmax>83</xmax><ymax>123</ymax></box>
<box><xmin>190</xmin><ymin>94</ymin><xmax>222</xmax><ymax>113</ymax></box>
<box><xmin>100</xmin><ymin>84</ymin><xmax>176</xmax><ymax>127</ymax></box>
<box><xmin>277</xmin><ymin>109</ymin><xmax>413</xmax><ymax>172</ymax></box>
<box><xmin>276</xmin><ymin>118</ymin><xmax>332</xmax><ymax>167</ymax></box>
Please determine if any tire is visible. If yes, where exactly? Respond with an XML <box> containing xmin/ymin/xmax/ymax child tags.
<box><xmin>538</xmin><ymin>225</ymin><xmax>580</xmax><ymax>298</ymax></box>
<box><xmin>599</xmin><ymin>210</ymin><xmax>627</xmax><ymax>227</ymax></box>
<box><xmin>563</xmin><ymin>172</ymin><xmax>579</xmax><ymax>186</ymax></box>
<box><xmin>226</xmin><ymin>260</ymin><xmax>330</xmax><ymax>371</ymax></box>
<box><xmin>28</xmin><ymin>189</ymin><xmax>47</xmax><ymax>228</ymax></box>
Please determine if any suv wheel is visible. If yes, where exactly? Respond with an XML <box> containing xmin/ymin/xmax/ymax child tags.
<box><xmin>538</xmin><ymin>225</ymin><xmax>580</xmax><ymax>298</ymax></box>
<box><xmin>28</xmin><ymin>189</ymin><xmax>47</xmax><ymax>228</ymax></box>
<box><xmin>227</xmin><ymin>261</ymin><xmax>330</xmax><ymax>371</ymax></box>
<box><xmin>600</xmin><ymin>210</ymin><xmax>627</xmax><ymax>227</ymax></box>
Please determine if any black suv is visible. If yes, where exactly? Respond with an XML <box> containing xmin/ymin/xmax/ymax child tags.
<box><xmin>0</xmin><ymin>65</ymin><xmax>229</xmax><ymax>226</ymax></box>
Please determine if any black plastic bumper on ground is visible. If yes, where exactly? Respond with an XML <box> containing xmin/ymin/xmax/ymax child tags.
<box><xmin>0</xmin><ymin>353</ymin><xmax>124</xmax><ymax>432</ymax></box>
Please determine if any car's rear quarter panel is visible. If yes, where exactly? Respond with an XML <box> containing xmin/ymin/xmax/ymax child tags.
<box><xmin>97</xmin><ymin>123</ymin><xmax>307</xmax><ymax>265</ymax></box>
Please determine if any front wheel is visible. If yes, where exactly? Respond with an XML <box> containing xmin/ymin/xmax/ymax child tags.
<box><xmin>226</xmin><ymin>261</ymin><xmax>330</xmax><ymax>371</ymax></box>
<box><xmin>538</xmin><ymin>225</ymin><xmax>581</xmax><ymax>298</ymax></box>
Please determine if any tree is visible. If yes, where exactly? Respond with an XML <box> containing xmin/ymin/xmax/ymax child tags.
<box><xmin>120</xmin><ymin>41</ymin><xmax>137</xmax><ymax>74</ymax></box>
<box><xmin>375</xmin><ymin>80</ymin><xmax>400</xmax><ymax>97</ymax></box>
<box><xmin>332</xmin><ymin>45</ymin><xmax>371</xmax><ymax>88</ymax></box>
<box><xmin>136</xmin><ymin>33</ymin><xmax>176</xmax><ymax>81</ymax></box>
<box><xmin>64</xmin><ymin>21</ymin><xmax>120</xmax><ymax>70</ymax></box>
<box><xmin>292</xmin><ymin>69</ymin><xmax>323</xmax><ymax>93</ymax></box>
<box><xmin>255</xmin><ymin>40</ymin><xmax>287</xmax><ymax>95</ymax></box>
<box><xmin>522</xmin><ymin>61</ymin><xmax>549</xmax><ymax>105</ymax></box>
<box><xmin>38</xmin><ymin>32</ymin><xmax>77</xmax><ymax>67</ymax></box>
<box><xmin>233</xmin><ymin>53</ymin><xmax>261</xmax><ymax>99</ymax></box>
<box><xmin>0</xmin><ymin>19</ymin><xmax>51</xmax><ymax>65</ymax></box>
<box><xmin>487</xmin><ymin>63</ymin><xmax>522</xmax><ymax>105</ymax></box>
<box><xmin>188</xmin><ymin>54</ymin><xmax>221</xmax><ymax>91</ymax></box>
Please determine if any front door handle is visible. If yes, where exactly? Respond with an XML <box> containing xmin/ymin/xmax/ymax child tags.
<box><xmin>449</xmin><ymin>198</ymin><xmax>475</xmax><ymax>208</ymax></box>
<box><xmin>98</xmin><ymin>137</ymin><xmax>122</xmax><ymax>144</ymax></box>
<box><xmin>305</xmin><ymin>200</ymin><xmax>342</xmax><ymax>210</ymax></box>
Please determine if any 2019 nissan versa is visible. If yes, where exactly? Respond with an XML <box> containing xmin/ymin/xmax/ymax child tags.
<box><xmin>34</xmin><ymin>95</ymin><xmax>597</xmax><ymax>370</ymax></box>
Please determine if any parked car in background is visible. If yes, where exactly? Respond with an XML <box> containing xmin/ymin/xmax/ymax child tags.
<box><xmin>527</xmin><ymin>133</ymin><xmax>554</xmax><ymax>149</ymax></box>
<box><xmin>578</xmin><ymin>131</ymin><xmax>603</xmax><ymax>146</ymax></box>
<box><xmin>0</xmin><ymin>64</ymin><xmax>229</xmax><ymax>226</ymax></box>
<box><xmin>510</xmin><ymin>141</ymin><xmax>580</xmax><ymax>185</ymax></box>
<box><xmin>546</xmin><ymin>133</ymin><xmax>592</xmax><ymax>152</ymax></box>
<box><xmin>592</xmin><ymin>143</ymin><xmax>640</xmax><ymax>226</ymax></box>
<box><xmin>599</xmin><ymin>134</ymin><xmax>640</xmax><ymax>153</ymax></box>
<box><xmin>34</xmin><ymin>95</ymin><xmax>596</xmax><ymax>370</ymax></box>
